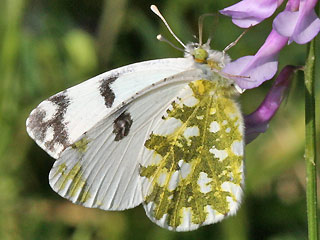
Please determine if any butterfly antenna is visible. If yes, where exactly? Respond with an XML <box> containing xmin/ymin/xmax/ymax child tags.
<box><xmin>223</xmin><ymin>27</ymin><xmax>250</xmax><ymax>54</ymax></box>
<box><xmin>157</xmin><ymin>34</ymin><xmax>187</xmax><ymax>53</ymax></box>
<box><xmin>198</xmin><ymin>13</ymin><xmax>216</xmax><ymax>46</ymax></box>
<box><xmin>151</xmin><ymin>5</ymin><xmax>186</xmax><ymax>49</ymax></box>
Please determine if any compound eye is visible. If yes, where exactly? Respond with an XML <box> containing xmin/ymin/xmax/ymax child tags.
<box><xmin>193</xmin><ymin>48</ymin><xmax>208</xmax><ymax>63</ymax></box>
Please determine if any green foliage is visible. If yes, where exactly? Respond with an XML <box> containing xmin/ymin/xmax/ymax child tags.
<box><xmin>0</xmin><ymin>0</ymin><xmax>318</xmax><ymax>239</ymax></box>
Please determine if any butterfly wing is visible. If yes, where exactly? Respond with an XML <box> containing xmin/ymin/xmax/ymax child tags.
<box><xmin>139</xmin><ymin>80</ymin><xmax>245</xmax><ymax>231</ymax></box>
<box><xmin>26</xmin><ymin>58</ymin><xmax>195</xmax><ymax>159</ymax></box>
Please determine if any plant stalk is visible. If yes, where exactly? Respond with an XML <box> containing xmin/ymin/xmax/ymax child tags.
<box><xmin>304</xmin><ymin>36</ymin><xmax>318</xmax><ymax>240</ymax></box>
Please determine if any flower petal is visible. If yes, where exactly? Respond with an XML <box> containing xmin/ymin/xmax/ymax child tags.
<box><xmin>273</xmin><ymin>11</ymin><xmax>299</xmax><ymax>38</ymax></box>
<box><xmin>273</xmin><ymin>0</ymin><xmax>320</xmax><ymax>44</ymax></box>
<box><xmin>223</xmin><ymin>30</ymin><xmax>288</xmax><ymax>89</ymax></box>
<box><xmin>244</xmin><ymin>65</ymin><xmax>298</xmax><ymax>144</ymax></box>
<box><xmin>292</xmin><ymin>0</ymin><xmax>320</xmax><ymax>44</ymax></box>
<box><xmin>220</xmin><ymin>0</ymin><xmax>284</xmax><ymax>28</ymax></box>
<box><xmin>286</xmin><ymin>0</ymin><xmax>300</xmax><ymax>11</ymax></box>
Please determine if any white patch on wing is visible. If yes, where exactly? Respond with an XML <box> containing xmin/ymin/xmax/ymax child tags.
<box><xmin>179</xmin><ymin>207</ymin><xmax>191</xmax><ymax>229</ymax></box>
<box><xmin>221</xmin><ymin>182</ymin><xmax>242</xmax><ymax>198</ymax></box>
<box><xmin>221</xmin><ymin>181</ymin><xmax>243</xmax><ymax>215</ymax></box>
<box><xmin>158</xmin><ymin>213</ymin><xmax>169</xmax><ymax>227</ymax></box>
<box><xmin>53</xmin><ymin>142</ymin><xmax>64</xmax><ymax>154</ymax></box>
<box><xmin>181</xmin><ymin>86</ymin><xmax>199</xmax><ymax>107</ymax></box>
<box><xmin>226</xmin><ymin>196</ymin><xmax>239</xmax><ymax>215</ymax></box>
<box><xmin>145</xmin><ymin>201</ymin><xmax>153</xmax><ymax>212</ymax></box>
<box><xmin>239</xmin><ymin>162</ymin><xmax>245</xmax><ymax>183</ymax></box>
<box><xmin>236</xmin><ymin>119</ymin><xmax>244</xmax><ymax>134</ymax></box>
<box><xmin>157</xmin><ymin>172</ymin><xmax>167</xmax><ymax>187</ymax></box>
<box><xmin>183</xmin><ymin>126</ymin><xmax>200</xmax><ymax>138</ymax></box>
<box><xmin>197</xmin><ymin>172</ymin><xmax>212</xmax><ymax>194</ymax></box>
<box><xmin>41</xmin><ymin>101</ymin><xmax>57</xmax><ymax>122</ymax></box>
<box><xmin>168</xmin><ymin>171</ymin><xmax>179</xmax><ymax>191</ymax></box>
<box><xmin>209</xmin><ymin>147</ymin><xmax>228</xmax><ymax>161</ymax></box>
<box><xmin>209</xmin><ymin>121</ymin><xmax>220</xmax><ymax>133</ymax></box>
<box><xmin>178</xmin><ymin>160</ymin><xmax>191</xmax><ymax>179</ymax></box>
<box><xmin>153</xmin><ymin>117</ymin><xmax>182</xmax><ymax>135</ymax></box>
<box><xmin>183</xmin><ymin>96</ymin><xmax>199</xmax><ymax>107</ymax></box>
<box><xmin>204</xmin><ymin>205</ymin><xmax>225</xmax><ymax>224</ymax></box>
<box><xmin>173</xmin><ymin>207</ymin><xmax>199</xmax><ymax>231</ymax></box>
<box><xmin>143</xmin><ymin>176</ymin><xmax>154</xmax><ymax>196</ymax></box>
<box><xmin>228</xmin><ymin>112</ymin><xmax>237</xmax><ymax>120</ymax></box>
<box><xmin>151</xmin><ymin>153</ymin><xmax>162</xmax><ymax>165</ymax></box>
<box><xmin>231</xmin><ymin>140</ymin><xmax>244</xmax><ymax>156</ymax></box>
<box><xmin>44</xmin><ymin>126</ymin><xmax>55</xmax><ymax>142</ymax></box>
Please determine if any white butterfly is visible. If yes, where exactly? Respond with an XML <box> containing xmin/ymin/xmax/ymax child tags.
<box><xmin>26</xmin><ymin>5</ymin><xmax>244</xmax><ymax>231</ymax></box>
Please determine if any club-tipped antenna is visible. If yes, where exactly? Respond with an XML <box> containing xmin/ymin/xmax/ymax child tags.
<box><xmin>157</xmin><ymin>34</ymin><xmax>187</xmax><ymax>53</ymax></box>
<box><xmin>198</xmin><ymin>13</ymin><xmax>216</xmax><ymax>46</ymax></box>
<box><xmin>151</xmin><ymin>5</ymin><xmax>186</xmax><ymax>49</ymax></box>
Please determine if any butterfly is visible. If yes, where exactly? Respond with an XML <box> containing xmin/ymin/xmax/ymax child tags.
<box><xmin>26</xmin><ymin>5</ymin><xmax>244</xmax><ymax>231</ymax></box>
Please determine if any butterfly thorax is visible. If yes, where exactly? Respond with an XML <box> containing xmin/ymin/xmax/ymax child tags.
<box><xmin>184</xmin><ymin>43</ymin><xmax>238</xmax><ymax>97</ymax></box>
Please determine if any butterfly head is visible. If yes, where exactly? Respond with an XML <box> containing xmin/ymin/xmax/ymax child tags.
<box><xmin>185</xmin><ymin>42</ymin><xmax>231</xmax><ymax>72</ymax></box>
<box><xmin>151</xmin><ymin>5</ymin><xmax>239</xmax><ymax>84</ymax></box>
<box><xmin>192</xmin><ymin>47</ymin><xmax>208</xmax><ymax>63</ymax></box>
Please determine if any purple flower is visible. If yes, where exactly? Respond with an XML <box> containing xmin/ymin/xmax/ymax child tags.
<box><xmin>220</xmin><ymin>0</ymin><xmax>320</xmax><ymax>44</ymax></box>
<box><xmin>220</xmin><ymin>0</ymin><xmax>284</xmax><ymax>28</ymax></box>
<box><xmin>244</xmin><ymin>65</ymin><xmax>298</xmax><ymax>144</ymax></box>
<box><xmin>220</xmin><ymin>0</ymin><xmax>319</xmax><ymax>89</ymax></box>
<box><xmin>223</xmin><ymin>30</ymin><xmax>288</xmax><ymax>89</ymax></box>
<box><xmin>273</xmin><ymin>0</ymin><xmax>320</xmax><ymax>44</ymax></box>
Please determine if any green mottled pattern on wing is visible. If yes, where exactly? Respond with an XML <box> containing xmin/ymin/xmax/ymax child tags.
<box><xmin>140</xmin><ymin>80</ymin><xmax>244</xmax><ymax>230</ymax></box>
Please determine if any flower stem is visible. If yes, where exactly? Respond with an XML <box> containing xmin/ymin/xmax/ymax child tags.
<box><xmin>304</xmin><ymin>35</ymin><xmax>318</xmax><ymax>239</ymax></box>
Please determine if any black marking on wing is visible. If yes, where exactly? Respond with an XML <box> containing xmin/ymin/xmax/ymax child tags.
<box><xmin>112</xmin><ymin>111</ymin><xmax>133</xmax><ymax>141</ymax></box>
<box><xmin>99</xmin><ymin>75</ymin><xmax>118</xmax><ymax>108</ymax></box>
<box><xmin>27</xmin><ymin>91</ymin><xmax>71</xmax><ymax>154</ymax></box>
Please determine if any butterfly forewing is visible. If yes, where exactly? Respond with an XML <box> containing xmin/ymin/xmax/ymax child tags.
<box><xmin>139</xmin><ymin>80</ymin><xmax>244</xmax><ymax>231</ymax></box>
<box><xmin>26</xmin><ymin>58</ymin><xmax>194</xmax><ymax>159</ymax></box>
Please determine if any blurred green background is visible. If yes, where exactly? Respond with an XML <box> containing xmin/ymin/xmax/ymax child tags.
<box><xmin>0</xmin><ymin>0</ymin><xmax>319</xmax><ymax>239</ymax></box>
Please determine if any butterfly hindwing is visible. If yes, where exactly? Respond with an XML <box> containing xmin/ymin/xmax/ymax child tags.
<box><xmin>26</xmin><ymin>58</ymin><xmax>194</xmax><ymax>159</ymax></box>
<box><xmin>139</xmin><ymin>80</ymin><xmax>244</xmax><ymax>231</ymax></box>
